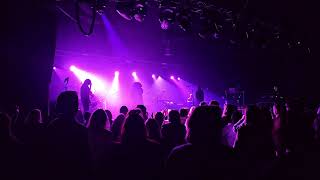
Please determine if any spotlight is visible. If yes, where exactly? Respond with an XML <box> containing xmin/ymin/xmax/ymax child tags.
<box><xmin>132</xmin><ymin>72</ymin><xmax>137</xmax><ymax>77</ymax></box>
<box><xmin>177</xmin><ymin>77</ymin><xmax>181</xmax><ymax>81</ymax></box>
<box><xmin>70</xmin><ymin>65</ymin><xmax>76</xmax><ymax>71</ymax></box>
<box><xmin>116</xmin><ymin>0</ymin><xmax>147</xmax><ymax>22</ymax></box>
<box><xmin>152</xmin><ymin>74</ymin><xmax>156</xmax><ymax>79</ymax></box>
<box><xmin>159</xmin><ymin>8</ymin><xmax>175</xmax><ymax>30</ymax></box>
<box><xmin>133</xmin><ymin>1</ymin><xmax>147</xmax><ymax>22</ymax></box>
<box><xmin>170</xmin><ymin>75</ymin><xmax>174</xmax><ymax>80</ymax></box>
<box><xmin>115</xmin><ymin>71</ymin><xmax>119</xmax><ymax>76</ymax></box>
<box><xmin>53</xmin><ymin>66</ymin><xmax>56</xmax><ymax>70</ymax></box>
<box><xmin>116</xmin><ymin>1</ymin><xmax>134</xmax><ymax>20</ymax></box>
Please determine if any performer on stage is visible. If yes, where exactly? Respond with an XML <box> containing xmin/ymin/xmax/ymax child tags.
<box><xmin>195</xmin><ymin>86</ymin><xmax>204</xmax><ymax>106</ymax></box>
<box><xmin>80</xmin><ymin>79</ymin><xmax>92</xmax><ymax>112</ymax></box>
<box><xmin>131</xmin><ymin>82</ymin><xmax>144</xmax><ymax>106</ymax></box>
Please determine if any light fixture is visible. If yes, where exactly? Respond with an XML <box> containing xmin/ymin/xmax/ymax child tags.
<box><xmin>159</xmin><ymin>8</ymin><xmax>175</xmax><ymax>30</ymax></box>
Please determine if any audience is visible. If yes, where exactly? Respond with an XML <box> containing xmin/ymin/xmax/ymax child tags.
<box><xmin>111</xmin><ymin>114</ymin><xmax>125</xmax><ymax>142</ymax></box>
<box><xmin>1</xmin><ymin>90</ymin><xmax>320</xmax><ymax>180</ymax></box>
<box><xmin>146</xmin><ymin>118</ymin><xmax>161</xmax><ymax>142</ymax></box>
<box><xmin>161</xmin><ymin>110</ymin><xmax>186</xmax><ymax>155</ymax></box>
<box><xmin>200</xmin><ymin>101</ymin><xmax>208</xmax><ymax>106</ymax></box>
<box><xmin>75</xmin><ymin>110</ymin><xmax>86</xmax><ymax>126</ymax></box>
<box><xmin>234</xmin><ymin>105</ymin><xmax>275</xmax><ymax>180</ymax></box>
<box><xmin>19</xmin><ymin>109</ymin><xmax>44</xmax><ymax>144</ymax></box>
<box><xmin>0</xmin><ymin>112</ymin><xmax>21</xmax><ymax>179</ymax></box>
<box><xmin>155</xmin><ymin>111</ymin><xmax>165</xmax><ymax>127</ymax></box>
<box><xmin>209</xmin><ymin>100</ymin><xmax>220</xmax><ymax>107</ymax></box>
<box><xmin>137</xmin><ymin>104</ymin><xmax>148</xmax><ymax>121</ymax></box>
<box><xmin>271</xmin><ymin>103</ymin><xmax>287</xmax><ymax>156</ymax></box>
<box><xmin>120</xmin><ymin>105</ymin><xmax>129</xmax><ymax>116</ymax></box>
<box><xmin>110</xmin><ymin>110</ymin><xmax>162</xmax><ymax>180</ymax></box>
<box><xmin>166</xmin><ymin>106</ymin><xmax>235</xmax><ymax>180</ymax></box>
<box><xmin>104</xmin><ymin>110</ymin><xmax>113</xmax><ymax>130</ymax></box>
<box><xmin>46</xmin><ymin>91</ymin><xmax>90</xmax><ymax>179</ymax></box>
<box><xmin>87</xmin><ymin>109</ymin><xmax>113</xmax><ymax>178</ymax></box>
<box><xmin>179</xmin><ymin>108</ymin><xmax>189</xmax><ymax>125</ymax></box>
<box><xmin>222</xmin><ymin>110</ymin><xmax>242</xmax><ymax>147</ymax></box>
<box><xmin>222</xmin><ymin>104</ymin><xmax>237</xmax><ymax>127</ymax></box>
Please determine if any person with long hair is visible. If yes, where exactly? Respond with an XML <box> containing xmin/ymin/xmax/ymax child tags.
<box><xmin>20</xmin><ymin>109</ymin><xmax>44</xmax><ymax>144</ymax></box>
<box><xmin>80</xmin><ymin>79</ymin><xmax>92</xmax><ymax>112</ymax></box>
<box><xmin>87</xmin><ymin>109</ymin><xmax>112</xmax><ymax>178</ymax></box>
<box><xmin>234</xmin><ymin>105</ymin><xmax>275</xmax><ymax>180</ymax></box>
<box><xmin>111</xmin><ymin>114</ymin><xmax>126</xmax><ymax>142</ymax></box>
<box><xmin>146</xmin><ymin>118</ymin><xmax>161</xmax><ymax>142</ymax></box>
<box><xmin>110</xmin><ymin>110</ymin><xmax>162</xmax><ymax>180</ymax></box>
<box><xmin>165</xmin><ymin>106</ymin><xmax>235</xmax><ymax>180</ymax></box>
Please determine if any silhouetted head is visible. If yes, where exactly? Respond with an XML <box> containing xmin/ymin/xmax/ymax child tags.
<box><xmin>169</xmin><ymin>110</ymin><xmax>180</xmax><ymax>124</ymax></box>
<box><xmin>180</xmin><ymin>108</ymin><xmax>189</xmax><ymax>118</ymax></box>
<box><xmin>56</xmin><ymin>91</ymin><xmax>79</xmax><ymax>117</ymax></box>
<box><xmin>111</xmin><ymin>114</ymin><xmax>126</xmax><ymax>141</ymax></box>
<box><xmin>187</xmin><ymin>106</ymin><xmax>222</xmax><ymax>144</ymax></box>
<box><xmin>146</xmin><ymin>118</ymin><xmax>160</xmax><ymax>141</ymax></box>
<box><xmin>25</xmin><ymin>109</ymin><xmax>43</xmax><ymax>127</ymax></box>
<box><xmin>180</xmin><ymin>108</ymin><xmax>189</xmax><ymax>124</ymax></box>
<box><xmin>83</xmin><ymin>79</ymin><xmax>92</xmax><ymax>86</ymax></box>
<box><xmin>137</xmin><ymin>105</ymin><xmax>147</xmax><ymax>120</ymax></box>
<box><xmin>120</xmin><ymin>106</ymin><xmax>129</xmax><ymax>115</ymax></box>
<box><xmin>200</xmin><ymin>101</ymin><xmax>208</xmax><ymax>106</ymax></box>
<box><xmin>121</xmin><ymin>110</ymin><xmax>147</xmax><ymax>144</ymax></box>
<box><xmin>155</xmin><ymin>112</ymin><xmax>164</xmax><ymax>127</ymax></box>
<box><xmin>88</xmin><ymin>109</ymin><xmax>108</xmax><ymax>129</ymax></box>
<box><xmin>209</xmin><ymin>100</ymin><xmax>220</xmax><ymax>107</ymax></box>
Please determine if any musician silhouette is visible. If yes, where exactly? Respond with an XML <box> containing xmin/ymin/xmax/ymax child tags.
<box><xmin>195</xmin><ymin>86</ymin><xmax>204</xmax><ymax>106</ymax></box>
<box><xmin>131</xmin><ymin>82</ymin><xmax>144</xmax><ymax>106</ymax></box>
<box><xmin>80</xmin><ymin>79</ymin><xmax>92</xmax><ymax>112</ymax></box>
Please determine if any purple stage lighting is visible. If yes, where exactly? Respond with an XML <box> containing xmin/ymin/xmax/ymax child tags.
<box><xmin>177</xmin><ymin>77</ymin><xmax>181</xmax><ymax>81</ymax></box>
<box><xmin>152</xmin><ymin>74</ymin><xmax>156</xmax><ymax>79</ymax></box>
<box><xmin>53</xmin><ymin>66</ymin><xmax>56</xmax><ymax>70</ymax></box>
<box><xmin>70</xmin><ymin>65</ymin><xmax>76</xmax><ymax>71</ymax></box>
<box><xmin>115</xmin><ymin>71</ymin><xmax>119</xmax><ymax>76</ymax></box>
<box><xmin>170</xmin><ymin>75</ymin><xmax>175</xmax><ymax>80</ymax></box>
<box><xmin>132</xmin><ymin>71</ymin><xmax>139</xmax><ymax>81</ymax></box>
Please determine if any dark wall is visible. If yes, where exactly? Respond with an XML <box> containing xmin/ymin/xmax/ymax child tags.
<box><xmin>2</xmin><ymin>0</ymin><xmax>56</xmax><ymax>113</ymax></box>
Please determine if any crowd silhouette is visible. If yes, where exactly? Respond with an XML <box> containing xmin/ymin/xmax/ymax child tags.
<box><xmin>1</xmin><ymin>90</ymin><xmax>320</xmax><ymax>180</ymax></box>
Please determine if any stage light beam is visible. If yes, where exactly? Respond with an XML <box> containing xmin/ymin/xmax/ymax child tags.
<box><xmin>70</xmin><ymin>65</ymin><xmax>76</xmax><ymax>71</ymax></box>
<box><xmin>170</xmin><ymin>75</ymin><xmax>175</xmax><ymax>80</ymax></box>
<box><xmin>69</xmin><ymin>65</ymin><xmax>107</xmax><ymax>94</ymax></box>
<box><xmin>152</xmin><ymin>74</ymin><xmax>156</xmax><ymax>79</ymax></box>
<box><xmin>177</xmin><ymin>77</ymin><xmax>181</xmax><ymax>81</ymax></box>
<box><xmin>132</xmin><ymin>71</ymin><xmax>140</xmax><ymax>82</ymax></box>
